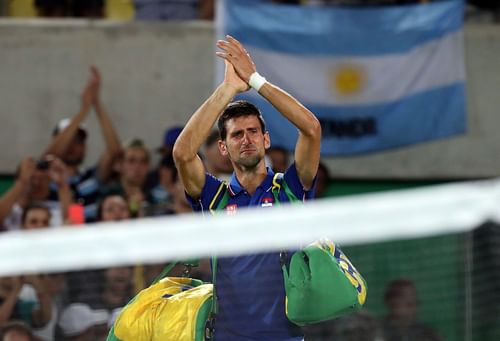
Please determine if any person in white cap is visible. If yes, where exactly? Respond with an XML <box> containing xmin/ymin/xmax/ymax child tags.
<box><xmin>58</xmin><ymin>303</ymin><xmax>109</xmax><ymax>341</ymax></box>
<box><xmin>43</xmin><ymin>66</ymin><xmax>122</xmax><ymax>223</ymax></box>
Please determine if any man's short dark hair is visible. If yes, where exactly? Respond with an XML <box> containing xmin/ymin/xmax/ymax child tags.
<box><xmin>21</xmin><ymin>202</ymin><xmax>51</xmax><ymax>226</ymax></box>
<box><xmin>384</xmin><ymin>278</ymin><xmax>416</xmax><ymax>302</ymax></box>
<box><xmin>217</xmin><ymin>101</ymin><xmax>266</xmax><ymax>140</ymax></box>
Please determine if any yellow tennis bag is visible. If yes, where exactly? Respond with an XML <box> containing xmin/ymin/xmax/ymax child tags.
<box><xmin>107</xmin><ymin>264</ymin><xmax>215</xmax><ymax>341</ymax></box>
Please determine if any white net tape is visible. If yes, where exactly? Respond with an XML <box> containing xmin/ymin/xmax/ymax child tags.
<box><xmin>1</xmin><ymin>179</ymin><xmax>500</xmax><ymax>276</ymax></box>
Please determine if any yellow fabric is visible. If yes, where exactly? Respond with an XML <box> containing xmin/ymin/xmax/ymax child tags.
<box><xmin>8</xmin><ymin>0</ymin><xmax>37</xmax><ymax>17</ymax></box>
<box><xmin>106</xmin><ymin>0</ymin><xmax>135</xmax><ymax>20</ymax></box>
<box><xmin>114</xmin><ymin>277</ymin><xmax>212</xmax><ymax>341</ymax></box>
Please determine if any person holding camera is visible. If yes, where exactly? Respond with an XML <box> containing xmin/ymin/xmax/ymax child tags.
<box><xmin>0</xmin><ymin>156</ymin><xmax>72</xmax><ymax>231</ymax></box>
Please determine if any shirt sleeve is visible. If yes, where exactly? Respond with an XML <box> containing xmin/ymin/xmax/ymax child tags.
<box><xmin>185</xmin><ymin>173</ymin><xmax>224</xmax><ymax>213</ymax></box>
<box><xmin>283</xmin><ymin>162</ymin><xmax>317</xmax><ymax>201</ymax></box>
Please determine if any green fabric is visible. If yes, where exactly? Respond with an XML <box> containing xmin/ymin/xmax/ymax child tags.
<box><xmin>106</xmin><ymin>326</ymin><xmax>121</xmax><ymax>341</ymax></box>
<box><xmin>283</xmin><ymin>242</ymin><xmax>367</xmax><ymax>326</ymax></box>
<box><xmin>196</xmin><ymin>296</ymin><xmax>214</xmax><ymax>341</ymax></box>
<box><xmin>213</xmin><ymin>173</ymin><xmax>366</xmax><ymax>326</ymax></box>
<box><xmin>271</xmin><ymin>173</ymin><xmax>300</xmax><ymax>205</ymax></box>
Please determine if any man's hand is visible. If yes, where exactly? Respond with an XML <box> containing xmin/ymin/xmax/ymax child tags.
<box><xmin>216</xmin><ymin>35</ymin><xmax>257</xmax><ymax>83</ymax></box>
<box><xmin>81</xmin><ymin>66</ymin><xmax>100</xmax><ymax>109</ymax></box>
<box><xmin>18</xmin><ymin>157</ymin><xmax>35</xmax><ymax>186</ymax></box>
<box><xmin>89</xmin><ymin>65</ymin><xmax>102</xmax><ymax>107</ymax></box>
<box><xmin>5</xmin><ymin>276</ymin><xmax>23</xmax><ymax>296</ymax></box>
<box><xmin>47</xmin><ymin>156</ymin><xmax>68</xmax><ymax>187</ymax></box>
<box><xmin>222</xmin><ymin>60</ymin><xmax>249</xmax><ymax>94</ymax></box>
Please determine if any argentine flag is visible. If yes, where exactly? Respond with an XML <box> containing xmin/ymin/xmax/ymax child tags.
<box><xmin>217</xmin><ymin>0</ymin><xmax>467</xmax><ymax>155</ymax></box>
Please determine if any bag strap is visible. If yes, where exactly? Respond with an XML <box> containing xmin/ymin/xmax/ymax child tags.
<box><xmin>271</xmin><ymin>173</ymin><xmax>301</xmax><ymax>205</ymax></box>
<box><xmin>151</xmin><ymin>262</ymin><xmax>178</xmax><ymax>285</ymax></box>
<box><xmin>204</xmin><ymin>181</ymin><xmax>230</xmax><ymax>338</ymax></box>
<box><xmin>209</xmin><ymin>182</ymin><xmax>230</xmax><ymax>213</ymax></box>
<box><xmin>272</xmin><ymin>173</ymin><xmax>303</xmax><ymax>273</ymax></box>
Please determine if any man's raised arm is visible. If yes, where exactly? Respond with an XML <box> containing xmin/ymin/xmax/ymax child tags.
<box><xmin>44</xmin><ymin>69</ymin><xmax>96</xmax><ymax>158</ymax></box>
<box><xmin>173</xmin><ymin>61</ymin><xmax>248</xmax><ymax>199</ymax></box>
<box><xmin>216</xmin><ymin>36</ymin><xmax>321</xmax><ymax>190</ymax></box>
<box><xmin>91</xmin><ymin>66</ymin><xmax>123</xmax><ymax>182</ymax></box>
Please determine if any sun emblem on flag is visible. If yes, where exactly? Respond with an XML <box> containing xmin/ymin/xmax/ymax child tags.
<box><xmin>330</xmin><ymin>63</ymin><xmax>366</xmax><ymax>96</ymax></box>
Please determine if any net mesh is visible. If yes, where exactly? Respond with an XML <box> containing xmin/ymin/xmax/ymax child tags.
<box><xmin>1</xmin><ymin>179</ymin><xmax>500</xmax><ymax>341</ymax></box>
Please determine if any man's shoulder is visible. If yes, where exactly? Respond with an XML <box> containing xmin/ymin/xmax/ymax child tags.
<box><xmin>282</xmin><ymin>163</ymin><xmax>316</xmax><ymax>201</ymax></box>
<box><xmin>186</xmin><ymin>173</ymin><xmax>227</xmax><ymax>212</ymax></box>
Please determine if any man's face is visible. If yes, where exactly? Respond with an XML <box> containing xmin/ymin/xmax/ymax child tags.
<box><xmin>122</xmin><ymin>148</ymin><xmax>150</xmax><ymax>186</ymax></box>
<box><xmin>23</xmin><ymin>208</ymin><xmax>50</xmax><ymax>229</ymax></box>
<box><xmin>101</xmin><ymin>195</ymin><xmax>130</xmax><ymax>222</ymax></box>
<box><xmin>219</xmin><ymin>116</ymin><xmax>270</xmax><ymax>169</ymax></box>
<box><xmin>62</xmin><ymin>135</ymin><xmax>86</xmax><ymax>166</ymax></box>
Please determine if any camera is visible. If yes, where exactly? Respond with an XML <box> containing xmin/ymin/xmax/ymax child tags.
<box><xmin>36</xmin><ymin>159</ymin><xmax>50</xmax><ymax>170</ymax></box>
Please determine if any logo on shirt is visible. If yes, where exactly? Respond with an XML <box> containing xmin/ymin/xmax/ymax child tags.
<box><xmin>226</xmin><ymin>204</ymin><xmax>238</xmax><ymax>215</ymax></box>
<box><xmin>261</xmin><ymin>197</ymin><xmax>274</xmax><ymax>208</ymax></box>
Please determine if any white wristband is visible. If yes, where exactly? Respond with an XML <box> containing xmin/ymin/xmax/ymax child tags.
<box><xmin>248</xmin><ymin>72</ymin><xmax>267</xmax><ymax>92</ymax></box>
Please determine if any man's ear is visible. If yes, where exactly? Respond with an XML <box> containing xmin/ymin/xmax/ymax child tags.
<box><xmin>264</xmin><ymin>131</ymin><xmax>271</xmax><ymax>150</ymax></box>
<box><xmin>218</xmin><ymin>140</ymin><xmax>228</xmax><ymax>156</ymax></box>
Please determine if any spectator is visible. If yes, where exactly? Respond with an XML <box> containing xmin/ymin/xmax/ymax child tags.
<box><xmin>382</xmin><ymin>278</ymin><xmax>442</xmax><ymax>341</ymax></box>
<box><xmin>3</xmin><ymin>202</ymin><xmax>67</xmax><ymax>341</ymax></box>
<box><xmin>147</xmin><ymin>154</ymin><xmax>178</xmax><ymax>216</ymax></box>
<box><xmin>133</xmin><ymin>0</ymin><xmax>214</xmax><ymax>21</ymax></box>
<box><xmin>31</xmin><ymin>274</ymin><xmax>67</xmax><ymax>341</ymax></box>
<box><xmin>66</xmin><ymin>193</ymin><xmax>130</xmax><ymax>309</ymax></box>
<box><xmin>98</xmin><ymin>267</ymin><xmax>133</xmax><ymax>312</ymax></box>
<box><xmin>69</xmin><ymin>267</ymin><xmax>133</xmax><ymax>317</ymax></box>
<box><xmin>0</xmin><ymin>276</ymin><xmax>52</xmax><ymax>330</ymax></box>
<box><xmin>44</xmin><ymin>66</ymin><xmax>122</xmax><ymax>223</ymax></box>
<box><xmin>20</xmin><ymin>204</ymin><xmax>51</xmax><ymax>230</ymax></box>
<box><xmin>57</xmin><ymin>303</ymin><xmax>109</xmax><ymax>341</ymax></box>
<box><xmin>266</xmin><ymin>146</ymin><xmax>290</xmax><ymax>173</ymax></box>
<box><xmin>156</xmin><ymin>126</ymin><xmax>183</xmax><ymax>158</ymax></box>
<box><xmin>144</xmin><ymin>125</ymin><xmax>182</xmax><ymax>196</ymax></box>
<box><xmin>0</xmin><ymin>321</ymin><xmax>33</xmax><ymax>341</ymax></box>
<box><xmin>304</xmin><ymin>310</ymin><xmax>382</xmax><ymax>340</ymax></box>
<box><xmin>96</xmin><ymin>193</ymin><xmax>130</xmax><ymax>222</ymax></box>
<box><xmin>203</xmin><ymin>130</ymin><xmax>233</xmax><ymax>181</ymax></box>
<box><xmin>0</xmin><ymin>156</ymin><xmax>72</xmax><ymax>231</ymax></box>
<box><xmin>107</xmin><ymin>139</ymin><xmax>151</xmax><ymax>218</ymax></box>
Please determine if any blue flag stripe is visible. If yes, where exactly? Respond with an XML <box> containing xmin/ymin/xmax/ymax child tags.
<box><xmin>239</xmin><ymin>83</ymin><xmax>466</xmax><ymax>155</ymax></box>
<box><xmin>225</xmin><ymin>0</ymin><xmax>464</xmax><ymax>56</ymax></box>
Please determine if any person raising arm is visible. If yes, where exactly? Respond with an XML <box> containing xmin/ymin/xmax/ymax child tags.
<box><xmin>172</xmin><ymin>36</ymin><xmax>321</xmax><ymax>341</ymax></box>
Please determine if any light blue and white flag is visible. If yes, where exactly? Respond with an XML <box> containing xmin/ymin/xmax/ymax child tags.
<box><xmin>216</xmin><ymin>0</ymin><xmax>466</xmax><ymax>155</ymax></box>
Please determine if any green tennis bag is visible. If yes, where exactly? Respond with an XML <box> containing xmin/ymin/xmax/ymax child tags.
<box><xmin>283</xmin><ymin>238</ymin><xmax>367</xmax><ymax>326</ymax></box>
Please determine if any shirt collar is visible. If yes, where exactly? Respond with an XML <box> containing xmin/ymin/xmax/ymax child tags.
<box><xmin>228</xmin><ymin>167</ymin><xmax>275</xmax><ymax>197</ymax></box>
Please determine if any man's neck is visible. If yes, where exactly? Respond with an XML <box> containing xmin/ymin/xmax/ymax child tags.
<box><xmin>233</xmin><ymin>161</ymin><xmax>268</xmax><ymax>196</ymax></box>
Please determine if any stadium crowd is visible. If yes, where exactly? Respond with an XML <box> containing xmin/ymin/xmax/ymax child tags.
<box><xmin>0</xmin><ymin>0</ymin><xmax>458</xmax><ymax>339</ymax></box>
<box><xmin>0</xmin><ymin>60</ymin><xmax>441</xmax><ymax>340</ymax></box>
